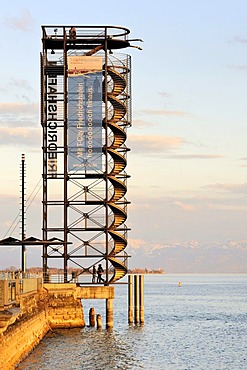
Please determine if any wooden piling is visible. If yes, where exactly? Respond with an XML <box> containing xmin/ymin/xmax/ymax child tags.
<box><xmin>139</xmin><ymin>274</ymin><xmax>144</xmax><ymax>325</ymax></box>
<box><xmin>89</xmin><ymin>307</ymin><xmax>95</xmax><ymax>326</ymax></box>
<box><xmin>134</xmin><ymin>274</ymin><xmax>139</xmax><ymax>324</ymax></box>
<box><xmin>128</xmin><ymin>275</ymin><xmax>133</xmax><ymax>324</ymax></box>
<box><xmin>97</xmin><ymin>314</ymin><xmax>102</xmax><ymax>329</ymax></box>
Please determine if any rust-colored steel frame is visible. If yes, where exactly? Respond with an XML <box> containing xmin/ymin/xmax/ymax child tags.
<box><xmin>41</xmin><ymin>25</ymin><xmax>132</xmax><ymax>284</ymax></box>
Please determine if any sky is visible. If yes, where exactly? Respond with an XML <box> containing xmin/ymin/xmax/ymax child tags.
<box><xmin>0</xmin><ymin>0</ymin><xmax>247</xmax><ymax>272</ymax></box>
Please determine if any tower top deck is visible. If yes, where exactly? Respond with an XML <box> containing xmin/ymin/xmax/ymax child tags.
<box><xmin>41</xmin><ymin>25</ymin><xmax>131</xmax><ymax>51</ymax></box>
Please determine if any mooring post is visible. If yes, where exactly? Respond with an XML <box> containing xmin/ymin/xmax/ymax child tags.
<box><xmin>89</xmin><ymin>307</ymin><xmax>95</xmax><ymax>326</ymax></box>
<box><xmin>106</xmin><ymin>298</ymin><xmax>113</xmax><ymax>328</ymax></box>
<box><xmin>97</xmin><ymin>314</ymin><xmax>102</xmax><ymax>329</ymax></box>
<box><xmin>134</xmin><ymin>274</ymin><xmax>139</xmax><ymax>324</ymax></box>
<box><xmin>139</xmin><ymin>274</ymin><xmax>144</xmax><ymax>325</ymax></box>
<box><xmin>128</xmin><ymin>274</ymin><xmax>133</xmax><ymax>324</ymax></box>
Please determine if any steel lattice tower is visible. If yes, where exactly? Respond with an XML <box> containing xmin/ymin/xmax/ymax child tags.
<box><xmin>41</xmin><ymin>25</ymin><xmax>140</xmax><ymax>284</ymax></box>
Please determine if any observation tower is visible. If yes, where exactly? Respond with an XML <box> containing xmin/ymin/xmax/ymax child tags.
<box><xmin>40</xmin><ymin>25</ymin><xmax>141</xmax><ymax>284</ymax></box>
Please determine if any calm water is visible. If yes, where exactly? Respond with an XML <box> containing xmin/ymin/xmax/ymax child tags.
<box><xmin>17</xmin><ymin>274</ymin><xmax>247</xmax><ymax>370</ymax></box>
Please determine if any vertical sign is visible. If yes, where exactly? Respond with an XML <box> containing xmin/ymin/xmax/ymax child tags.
<box><xmin>47</xmin><ymin>75</ymin><xmax>58</xmax><ymax>177</ymax></box>
<box><xmin>68</xmin><ymin>56</ymin><xmax>102</xmax><ymax>172</ymax></box>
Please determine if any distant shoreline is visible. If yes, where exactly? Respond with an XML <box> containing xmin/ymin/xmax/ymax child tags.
<box><xmin>1</xmin><ymin>267</ymin><xmax>165</xmax><ymax>275</ymax></box>
<box><xmin>1</xmin><ymin>268</ymin><xmax>246</xmax><ymax>275</ymax></box>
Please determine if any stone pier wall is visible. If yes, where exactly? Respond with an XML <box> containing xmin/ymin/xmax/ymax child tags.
<box><xmin>0</xmin><ymin>284</ymin><xmax>114</xmax><ymax>369</ymax></box>
<box><xmin>0</xmin><ymin>290</ymin><xmax>50</xmax><ymax>370</ymax></box>
<box><xmin>0</xmin><ymin>310</ymin><xmax>50</xmax><ymax>370</ymax></box>
<box><xmin>44</xmin><ymin>284</ymin><xmax>85</xmax><ymax>328</ymax></box>
<box><xmin>0</xmin><ymin>284</ymin><xmax>85</xmax><ymax>369</ymax></box>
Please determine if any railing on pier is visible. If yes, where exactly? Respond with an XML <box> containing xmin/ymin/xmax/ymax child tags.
<box><xmin>43</xmin><ymin>270</ymin><xmax>116</xmax><ymax>284</ymax></box>
<box><xmin>0</xmin><ymin>271</ymin><xmax>43</xmax><ymax>309</ymax></box>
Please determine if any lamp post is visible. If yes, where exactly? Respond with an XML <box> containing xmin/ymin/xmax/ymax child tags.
<box><xmin>21</xmin><ymin>154</ymin><xmax>26</xmax><ymax>273</ymax></box>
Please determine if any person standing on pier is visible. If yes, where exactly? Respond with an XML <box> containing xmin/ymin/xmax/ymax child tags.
<box><xmin>97</xmin><ymin>264</ymin><xmax>104</xmax><ymax>283</ymax></box>
<box><xmin>69</xmin><ymin>26</ymin><xmax>76</xmax><ymax>40</ymax></box>
<box><xmin>71</xmin><ymin>271</ymin><xmax>77</xmax><ymax>283</ymax></box>
<box><xmin>92</xmin><ymin>265</ymin><xmax>97</xmax><ymax>283</ymax></box>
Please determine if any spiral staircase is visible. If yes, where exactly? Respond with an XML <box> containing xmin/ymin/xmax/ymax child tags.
<box><xmin>103</xmin><ymin>65</ymin><xmax>130</xmax><ymax>283</ymax></box>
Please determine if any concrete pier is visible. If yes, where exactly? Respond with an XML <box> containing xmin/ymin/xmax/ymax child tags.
<box><xmin>128</xmin><ymin>275</ymin><xmax>133</xmax><ymax>324</ymax></box>
<box><xmin>128</xmin><ymin>274</ymin><xmax>145</xmax><ymax>326</ymax></box>
<box><xmin>139</xmin><ymin>275</ymin><xmax>144</xmax><ymax>325</ymax></box>
<box><xmin>106</xmin><ymin>298</ymin><xmax>114</xmax><ymax>328</ymax></box>
<box><xmin>134</xmin><ymin>274</ymin><xmax>140</xmax><ymax>324</ymax></box>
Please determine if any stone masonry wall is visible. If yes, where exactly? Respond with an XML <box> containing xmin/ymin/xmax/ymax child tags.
<box><xmin>0</xmin><ymin>310</ymin><xmax>50</xmax><ymax>370</ymax></box>
<box><xmin>45</xmin><ymin>285</ymin><xmax>85</xmax><ymax>328</ymax></box>
<box><xmin>0</xmin><ymin>289</ymin><xmax>50</xmax><ymax>370</ymax></box>
<box><xmin>0</xmin><ymin>286</ymin><xmax>85</xmax><ymax>369</ymax></box>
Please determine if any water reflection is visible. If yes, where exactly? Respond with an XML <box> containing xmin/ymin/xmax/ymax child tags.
<box><xmin>16</xmin><ymin>274</ymin><xmax>247</xmax><ymax>370</ymax></box>
<box><xmin>17</xmin><ymin>326</ymin><xmax>145</xmax><ymax>370</ymax></box>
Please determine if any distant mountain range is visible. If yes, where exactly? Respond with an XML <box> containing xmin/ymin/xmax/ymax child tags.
<box><xmin>127</xmin><ymin>240</ymin><xmax>247</xmax><ymax>273</ymax></box>
<box><xmin>1</xmin><ymin>240</ymin><xmax>246</xmax><ymax>273</ymax></box>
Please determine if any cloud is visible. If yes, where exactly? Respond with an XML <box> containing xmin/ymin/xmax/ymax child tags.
<box><xmin>174</xmin><ymin>201</ymin><xmax>196</xmax><ymax>212</ymax></box>
<box><xmin>5</xmin><ymin>9</ymin><xmax>34</xmax><ymax>32</ymax></box>
<box><xmin>0</xmin><ymin>102</ymin><xmax>39</xmax><ymax>127</ymax></box>
<box><xmin>207</xmin><ymin>203</ymin><xmax>247</xmax><ymax>211</ymax></box>
<box><xmin>0</xmin><ymin>102</ymin><xmax>38</xmax><ymax>114</ymax></box>
<box><xmin>9</xmin><ymin>78</ymin><xmax>35</xmax><ymax>96</ymax></box>
<box><xmin>204</xmin><ymin>182</ymin><xmax>247</xmax><ymax>193</ymax></box>
<box><xmin>232</xmin><ymin>35</ymin><xmax>247</xmax><ymax>44</ymax></box>
<box><xmin>238</xmin><ymin>158</ymin><xmax>247</xmax><ymax>167</ymax></box>
<box><xmin>130</xmin><ymin>192</ymin><xmax>247</xmax><ymax>213</ymax></box>
<box><xmin>164</xmin><ymin>154</ymin><xmax>224</xmax><ymax>159</ymax></box>
<box><xmin>132</xmin><ymin>118</ymin><xmax>157</xmax><ymax>128</ymax></box>
<box><xmin>0</xmin><ymin>127</ymin><xmax>40</xmax><ymax>147</ymax></box>
<box><xmin>128</xmin><ymin>135</ymin><xmax>223</xmax><ymax>158</ymax></box>
<box><xmin>128</xmin><ymin>238</ymin><xmax>147</xmax><ymax>249</ymax></box>
<box><xmin>139</xmin><ymin>109</ymin><xmax>189</xmax><ymax>117</ymax></box>
<box><xmin>0</xmin><ymin>79</ymin><xmax>36</xmax><ymax>102</ymax></box>
<box><xmin>128</xmin><ymin>134</ymin><xmax>184</xmax><ymax>154</ymax></box>
<box><xmin>158</xmin><ymin>92</ymin><xmax>172</xmax><ymax>98</ymax></box>
<box><xmin>227</xmin><ymin>64</ymin><xmax>247</xmax><ymax>70</ymax></box>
